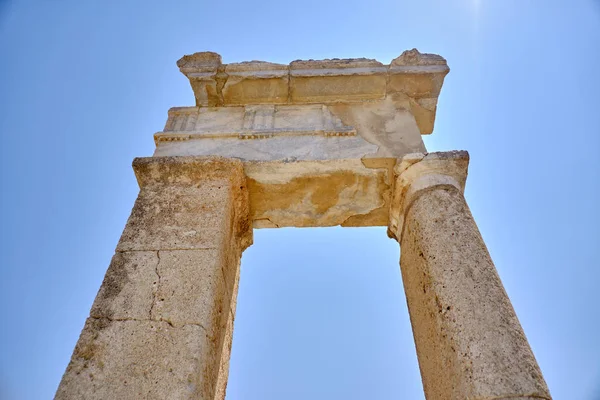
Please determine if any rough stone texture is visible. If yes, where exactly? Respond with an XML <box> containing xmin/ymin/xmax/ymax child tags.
<box><xmin>176</xmin><ymin>51</ymin><xmax>222</xmax><ymax>107</ymax></box>
<box><xmin>130</xmin><ymin>156</ymin><xmax>252</xmax><ymax>250</ymax></box>
<box><xmin>214</xmin><ymin>308</ymin><xmax>235</xmax><ymax>400</ymax></box>
<box><xmin>59</xmin><ymin>49</ymin><xmax>551</xmax><ymax>400</ymax></box>
<box><xmin>56</xmin><ymin>319</ymin><xmax>213</xmax><ymax>399</ymax></box>
<box><xmin>155</xmin><ymin>102</ymin><xmax>424</xmax><ymax>160</ymax></box>
<box><xmin>223</xmin><ymin>62</ymin><xmax>289</xmax><ymax>105</ymax></box>
<box><xmin>154</xmin><ymin>96</ymin><xmax>425</xmax><ymax>229</ymax></box>
<box><xmin>176</xmin><ymin>49</ymin><xmax>448</xmax><ymax>134</ymax></box>
<box><xmin>156</xmin><ymin>49</ymin><xmax>450</xmax><ymax>229</ymax></box>
<box><xmin>56</xmin><ymin>157</ymin><xmax>251</xmax><ymax>400</ymax></box>
<box><xmin>245</xmin><ymin>159</ymin><xmax>390</xmax><ymax>228</ymax></box>
<box><xmin>117</xmin><ymin>182</ymin><xmax>232</xmax><ymax>251</ymax></box>
<box><xmin>388</xmin><ymin>151</ymin><xmax>469</xmax><ymax>238</ymax></box>
<box><xmin>389</xmin><ymin>152</ymin><xmax>551</xmax><ymax>400</ymax></box>
<box><xmin>151</xmin><ymin>250</ymin><xmax>229</xmax><ymax>332</ymax></box>
<box><xmin>89</xmin><ymin>251</ymin><xmax>158</xmax><ymax>321</ymax></box>
<box><xmin>289</xmin><ymin>58</ymin><xmax>387</xmax><ymax>103</ymax></box>
<box><xmin>160</xmin><ymin>49</ymin><xmax>447</xmax><ymax>229</ymax></box>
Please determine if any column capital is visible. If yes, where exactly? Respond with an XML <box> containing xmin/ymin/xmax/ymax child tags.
<box><xmin>132</xmin><ymin>156</ymin><xmax>253</xmax><ymax>251</ymax></box>
<box><xmin>388</xmin><ymin>150</ymin><xmax>469</xmax><ymax>240</ymax></box>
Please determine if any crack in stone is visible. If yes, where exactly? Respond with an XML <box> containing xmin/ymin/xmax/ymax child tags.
<box><xmin>384</xmin><ymin>64</ymin><xmax>391</xmax><ymax>100</ymax></box>
<box><xmin>149</xmin><ymin>251</ymin><xmax>161</xmax><ymax>321</ymax></box>
<box><xmin>115</xmin><ymin>247</ymin><xmax>219</xmax><ymax>253</ymax></box>
<box><xmin>215</xmin><ymin>66</ymin><xmax>228</xmax><ymax>106</ymax></box>
<box><xmin>89</xmin><ymin>315</ymin><xmax>209</xmax><ymax>333</ymax></box>
<box><xmin>253</xmin><ymin>217</ymin><xmax>280</xmax><ymax>228</ymax></box>
<box><xmin>287</xmin><ymin>67</ymin><xmax>292</xmax><ymax>103</ymax></box>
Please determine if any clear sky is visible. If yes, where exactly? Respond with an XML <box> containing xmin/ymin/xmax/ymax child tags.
<box><xmin>0</xmin><ymin>0</ymin><xmax>599</xmax><ymax>399</ymax></box>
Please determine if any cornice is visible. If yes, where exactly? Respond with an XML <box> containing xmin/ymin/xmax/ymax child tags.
<box><xmin>176</xmin><ymin>49</ymin><xmax>449</xmax><ymax>134</ymax></box>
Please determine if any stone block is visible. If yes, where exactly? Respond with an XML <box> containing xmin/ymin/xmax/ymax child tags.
<box><xmin>245</xmin><ymin>159</ymin><xmax>389</xmax><ymax>228</ymax></box>
<box><xmin>55</xmin><ymin>318</ymin><xmax>217</xmax><ymax>400</ymax></box>
<box><xmin>408</xmin><ymin>97</ymin><xmax>438</xmax><ymax>135</ymax></box>
<box><xmin>117</xmin><ymin>183</ymin><xmax>232</xmax><ymax>251</ymax></box>
<box><xmin>388</xmin><ymin>70</ymin><xmax>447</xmax><ymax>99</ymax></box>
<box><xmin>130</xmin><ymin>156</ymin><xmax>252</xmax><ymax>252</ymax></box>
<box><xmin>222</xmin><ymin>62</ymin><xmax>288</xmax><ymax>105</ymax></box>
<box><xmin>177</xmin><ymin>51</ymin><xmax>222</xmax><ymax>107</ymax></box>
<box><xmin>90</xmin><ymin>251</ymin><xmax>157</xmax><ymax>321</ymax></box>
<box><xmin>289</xmin><ymin>58</ymin><xmax>387</xmax><ymax>103</ymax></box>
<box><xmin>151</xmin><ymin>250</ymin><xmax>228</xmax><ymax>334</ymax></box>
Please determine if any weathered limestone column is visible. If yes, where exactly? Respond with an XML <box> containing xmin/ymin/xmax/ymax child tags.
<box><xmin>56</xmin><ymin>157</ymin><xmax>252</xmax><ymax>400</ymax></box>
<box><xmin>388</xmin><ymin>151</ymin><xmax>551</xmax><ymax>400</ymax></box>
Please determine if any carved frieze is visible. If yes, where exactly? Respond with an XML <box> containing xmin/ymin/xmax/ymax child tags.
<box><xmin>156</xmin><ymin>104</ymin><xmax>356</xmax><ymax>143</ymax></box>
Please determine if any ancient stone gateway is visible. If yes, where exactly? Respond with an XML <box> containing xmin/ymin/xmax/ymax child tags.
<box><xmin>56</xmin><ymin>50</ymin><xmax>551</xmax><ymax>400</ymax></box>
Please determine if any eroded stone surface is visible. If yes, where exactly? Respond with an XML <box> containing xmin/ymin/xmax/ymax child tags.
<box><xmin>56</xmin><ymin>319</ymin><xmax>214</xmax><ymax>400</ymax></box>
<box><xmin>129</xmin><ymin>156</ymin><xmax>252</xmax><ymax>250</ymax></box>
<box><xmin>245</xmin><ymin>159</ymin><xmax>389</xmax><ymax>228</ymax></box>
<box><xmin>155</xmin><ymin>101</ymin><xmax>425</xmax><ymax>161</ymax></box>
<box><xmin>389</xmin><ymin>151</ymin><xmax>551</xmax><ymax>400</ymax></box>
<box><xmin>90</xmin><ymin>251</ymin><xmax>158</xmax><ymax>321</ymax></box>
<box><xmin>388</xmin><ymin>151</ymin><xmax>469</xmax><ymax>239</ymax></box>
<box><xmin>289</xmin><ymin>58</ymin><xmax>387</xmax><ymax>103</ymax></box>
<box><xmin>177</xmin><ymin>51</ymin><xmax>222</xmax><ymax>107</ymax></box>
<box><xmin>117</xmin><ymin>182</ymin><xmax>232</xmax><ymax>251</ymax></box>
<box><xmin>223</xmin><ymin>62</ymin><xmax>288</xmax><ymax>105</ymax></box>
<box><xmin>57</xmin><ymin>157</ymin><xmax>250</xmax><ymax>400</ymax></box>
<box><xmin>59</xmin><ymin>46</ymin><xmax>553</xmax><ymax>400</ymax></box>
<box><xmin>159</xmin><ymin>50</ymin><xmax>447</xmax><ymax>228</ymax></box>
<box><xmin>176</xmin><ymin>49</ymin><xmax>449</xmax><ymax>135</ymax></box>
<box><xmin>214</xmin><ymin>308</ymin><xmax>235</xmax><ymax>400</ymax></box>
<box><xmin>154</xmin><ymin>132</ymin><xmax>405</xmax><ymax>228</ymax></box>
<box><xmin>153</xmin><ymin>102</ymin><xmax>425</xmax><ymax>229</ymax></box>
<box><xmin>151</xmin><ymin>250</ymin><xmax>228</xmax><ymax>332</ymax></box>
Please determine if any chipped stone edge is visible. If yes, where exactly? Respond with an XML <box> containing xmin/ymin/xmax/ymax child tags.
<box><xmin>177</xmin><ymin>49</ymin><xmax>450</xmax><ymax>108</ymax></box>
<box><xmin>388</xmin><ymin>151</ymin><xmax>469</xmax><ymax>241</ymax></box>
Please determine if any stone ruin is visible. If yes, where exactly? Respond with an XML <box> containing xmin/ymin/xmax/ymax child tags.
<box><xmin>56</xmin><ymin>50</ymin><xmax>551</xmax><ymax>400</ymax></box>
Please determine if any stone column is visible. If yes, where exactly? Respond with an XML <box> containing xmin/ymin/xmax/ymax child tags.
<box><xmin>388</xmin><ymin>151</ymin><xmax>551</xmax><ymax>400</ymax></box>
<box><xmin>56</xmin><ymin>157</ymin><xmax>252</xmax><ymax>400</ymax></box>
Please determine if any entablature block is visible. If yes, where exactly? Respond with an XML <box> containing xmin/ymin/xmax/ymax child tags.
<box><xmin>147</xmin><ymin>49</ymin><xmax>450</xmax><ymax>229</ymax></box>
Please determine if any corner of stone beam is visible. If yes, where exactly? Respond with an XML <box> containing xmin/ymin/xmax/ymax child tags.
<box><xmin>390</xmin><ymin>48</ymin><xmax>448</xmax><ymax>68</ymax></box>
<box><xmin>176</xmin><ymin>51</ymin><xmax>222</xmax><ymax>72</ymax></box>
<box><xmin>394</xmin><ymin>150</ymin><xmax>469</xmax><ymax>175</ymax></box>
<box><xmin>131</xmin><ymin>156</ymin><xmax>244</xmax><ymax>187</ymax></box>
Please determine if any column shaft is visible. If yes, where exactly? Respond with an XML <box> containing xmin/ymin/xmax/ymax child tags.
<box><xmin>56</xmin><ymin>157</ymin><xmax>252</xmax><ymax>400</ymax></box>
<box><xmin>391</xmin><ymin>152</ymin><xmax>550</xmax><ymax>400</ymax></box>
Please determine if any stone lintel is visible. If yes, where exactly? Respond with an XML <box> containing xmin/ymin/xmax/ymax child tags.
<box><xmin>133</xmin><ymin>156</ymin><xmax>396</xmax><ymax>229</ymax></box>
<box><xmin>244</xmin><ymin>159</ymin><xmax>393</xmax><ymax>229</ymax></box>
<box><xmin>132</xmin><ymin>156</ymin><xmax>252</xmax><ymax>250</ymax></box>
<box><xmin>177</xmin><ymin>49</ymin><xmax>449</xmax><ymax>134</ymax></box>
<box><xmin>388</xmin><ymin>151</ymin><xmax>469</xmax><ymax>239</ymax></box>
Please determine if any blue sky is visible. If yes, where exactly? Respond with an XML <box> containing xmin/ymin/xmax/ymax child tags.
<box><xmin>0</xmin><ymin>0</ymin><xmax>599</xmax><ymax>399</ymax></box>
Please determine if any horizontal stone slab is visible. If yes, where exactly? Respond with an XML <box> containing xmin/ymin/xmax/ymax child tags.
<box><xmin>176</xmin><ymin>49</ymin><xmax>449</xmax><ymax>134</ymax></box>
<box><xmin>154</xmin><ymin>100</ymin><xmax>426</xmax><ymax>161</ymax></box>
<box><xmin>244</xmin><ymin>158</ymin><xmax>394</xmax><ymax>228</ymax></box>
<box><xmin>127</xmin><ymin>156</ymin><xmax>397</xmax><ymax>228</ymax></box>
<box><xmin>223</xmin><ymin>62</ymin><xmax>289</xmax><ymax>105</ymax></box>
